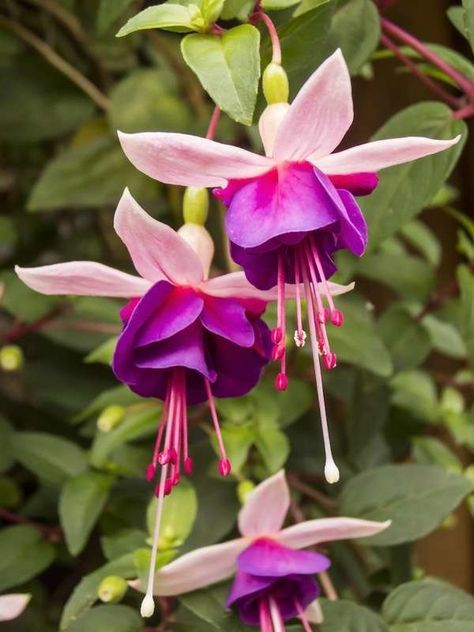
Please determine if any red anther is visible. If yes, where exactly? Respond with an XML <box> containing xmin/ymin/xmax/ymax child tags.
<box><xmin>163</xmin><ymin>479</ymin><xmax>173</xmax><ymax>496</ymax></box>
<box><xmin>317</xmin><ymin>310</ymin><xmax>327</xmax><ymax>324</ymax></box>
<box><xmin>158</xmin><ymin>450</ymin><xmax>171</xmax><ymax>465</ymax></box>
<box><xmin>323</xmin><ymin>352</ymin><xmax>337</xmax><ymax>370</ymax></box>
<box><xmin>168</xmin><ymin>448</ymin><xmax>178</xmax><ymax>465</ymax></box>
<box><xmin>172</xmin><ymin>472</ymin><xmax>180</xmax><ymax>486</ymax></box>
<box><xmin>275</xmin><ymin>372</ymin><xmax>289</xmax><ymax>391</ymax></box>
<box><xmin>272</xmin><ymin>344</ymin><xmax>285</xmax><ymax>361</ymax></box>
<box><xmin>145</xmin><ymin>464</ymin><xmax>156</xmax><ymax>482</ymax></box>
<box><xmin>218</xmin><ymin>458</ymin><xmax>232</xmax><ymax>477</ymax></box>
<box><xmin>331</xmin><ymin>309</ymin><xmax>344</xmax><ymax>327</ymax></box>
<box><xmin>184</xmin><ymin>457</ymin><xmax>193</xmax><ymax>475</ymax></box>
<box><xmin>271</xmin><ymin>327</ymin><xmax>283</xmax><ymax>344</ymax></box>
<box><xmin>318</xmin><ymin>340</ymin><xmax>326</xmax><ymax>353</ymax></box>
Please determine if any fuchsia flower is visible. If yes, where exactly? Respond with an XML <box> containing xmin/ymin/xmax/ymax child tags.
<box><xmin>138</xmin><ymin>471</ymin><xmax>389</xmax><ymax>629</ymax></box>
<box><xmin>118</xmin><ymin>50</ymin><xmax>459</xmax><ymax>484</ymax></box>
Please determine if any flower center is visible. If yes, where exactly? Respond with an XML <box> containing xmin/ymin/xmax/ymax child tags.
<box><xmin>272</xmin><ymin>234</ymin><xmax>343</xmax><ymax>484</ymax></box>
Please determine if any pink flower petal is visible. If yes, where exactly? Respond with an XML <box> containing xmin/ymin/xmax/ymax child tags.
<box><xmin>313</xmin><ymin>135</ymin><xmax>461</xmax><ymax>175</ymax></box>
<box><xmin>150</xmin><ymin>538</ymin><xmax>246</xmax><ymax>596</ymax></box>
<box><xmin>15</xmin><ymin>262</ymin><xmax>150</xmax><ymax>297</ymax></box>
<box><xmin>114</xmin><ymin>189</ymin><xmax>203</xmax><ymax>285</ymax></box>
<box><xmin>238</xmin><ymin>470</ymin><xmax>290</xmax><ymax>537</ymax></box>
<box><xmin>204</xmin><ymin>271</ymin><xmax>279</xmax><ymax>300</ymax></box>
<box><xmin>0</xmin><ymin>594</ymin><xmax>31</xmax><ymax>622</ymax></box>
<box><xmin>118</xmin><ymin>131</ymin><xmax>274</xmax><ymax>187</ymax></box>
<box><xmin>273</xmin><ymin>50</ymin><xmax>353</xmax><ymax>162</ymax></box>
<box><xmin>277</xmin><ymin>517</ymin><xmax>391</xmax><ymax>549</ymax></box>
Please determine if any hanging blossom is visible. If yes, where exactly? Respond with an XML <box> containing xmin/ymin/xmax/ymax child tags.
<box><xmin>118</xmin><ymin>50</ymin><xmax>459</xmax><ymax>484</ymax></box>
<box><xmin>134</xmin><ymin>471</ymin><xmax>389</xmax><ymax>629</ymax></box>
<box><xmin>15</xmin><ymin>188</ymin><xmax>352</xmax><ymax>617</ymax></box>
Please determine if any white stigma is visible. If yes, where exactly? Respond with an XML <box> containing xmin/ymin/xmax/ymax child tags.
<box><xmin>324</xmin><ymin>459</ymin><xmax>340</xmax><ymax>484</ymax></box>
<box><xmin>140</xmin><ymin>593</ymin><xmax>155</xmax><ymax>618</ymax></box>
<box><xmin>294</xmin><ymin>329</ymin><xmax>307</xmax><ymax>347</ymax></box>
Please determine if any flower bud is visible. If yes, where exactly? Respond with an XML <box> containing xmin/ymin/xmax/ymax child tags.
<box><xmin>237</xmin><ymin>480</ymin><xmax>255</xmax><ymax>505</ymax></box>
<box><xmin>97</xmin><ymin>575</ymin><xmax>128</xmax><ymax>603</ymax></box>
<box><xmin>263</xmin><ymin>63</ymin><xmax>289</xmax><ymax>105</ymax></box>
<box><xmin>0</xmin><ymin>345</ymin><xmax>24</xmax><ymax>372</ymax></box>
<box><xmin>183</xmin><ymin>187</ymin><xmax>209</xmax><ymax>226</ymax></box>
<box><xmin>97</xmin><ymin>405</ymin><xmax>125</xmax><ymax>432</ymax></box>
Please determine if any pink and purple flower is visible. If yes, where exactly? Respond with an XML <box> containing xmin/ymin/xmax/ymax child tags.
<box><xmin>138</xmin><ymin>471</ymin><xmax>390</xmax><ymax>628</ymax></box>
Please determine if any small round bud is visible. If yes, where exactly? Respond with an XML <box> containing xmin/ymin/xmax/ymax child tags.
<box><xmin>0</xmin><ymin>345</ymin><xmax>24</xmax><ymax>372</ymax></box>
<box><xmin>183</xmin><ymin>187</ymin><xmax>209</xmax><ymax>226</ymax></box>
<box><xmin>237</xmin><ymin>480</ymin><xmax>255</xmax><ymax>505</ymax></box>
<box><xmin>263</xmin><ymin>63</ymin><xmax>289</xmax><ymax>105</ymax></box>
<box><xmin>97</xmin><ymin>405</ymin><xmax>125</xmax><ymax>432</ymax></box>
<box><xmin>98</xmin><ymin>575</ymin><xmax>128</xmax><ymax>604</ymax></box>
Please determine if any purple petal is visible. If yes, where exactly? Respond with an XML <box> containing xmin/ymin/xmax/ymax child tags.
<box><xmin>337</xmin><ymin>189</ymin><xmax>368</xmax><ymax>256</ymax></box>
<box><xmin>328</xmin><ymin>172</ymin><xmax>379</xmax><ymax>196</ymax></box>
<box><xmin>201</xmin><ymin>296</ymin><xmax>255</xmax><ymax>347</ymax></box>
<box><xmin>224</xmin><ymin>163</ymin><xmax>340</xmax><ymax>249</ymax></box>
<box><xmin>237</xmin><ymin>538</ymin><xmax>330</xmax><ymax>577</ymax></box>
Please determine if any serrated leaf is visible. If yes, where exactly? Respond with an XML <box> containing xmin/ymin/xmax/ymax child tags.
<box><xmin>360</xmin><ymin>103</ymin><xmax>466</xmax><ymax>245</ymax></box>
<box><xmin>11</xmin><ymin>432</ymin><xmax>87</xmax><ymax>484</ymax></box>
<box><xmin>382</xmin><ymin>578</ymin><xmax>474</xmax><ymax>631</ymax></box>
<box><xmin>0</xmin><ymin>525</ymin><xmax>55</xmax><ymax>592</ymax></box>
<box><xmin>181</xmin><ymin>25</ymin><xmax>260</xmax><ymax>124</ymax></box>
<box><xmin>60</xmin><ymin>472</ymin><xmax>114</xmax><ymax>555</ymax></box>
<box><xmin>340</xmin><ymin>464</ymin><xmax>473</xmax><ymax>545</ymax></box>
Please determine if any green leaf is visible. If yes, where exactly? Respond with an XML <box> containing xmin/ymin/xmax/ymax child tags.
<box><xmin>262</xmin><ymin>0</ymin><xmax>300</xmax><ymax>10</ymax></box>
<box><xmin>255</xmin><ymin>426</ymin><xmax>290</xmax><ymax>473</ymax></box>
<box><xmin>462</xmin><ymin>0</ymin><xmax>474</xmax><ymax>54</ymax></box>
<box><xmin>320</xmin><ymin>598</ymin><xmax>389</xmax><ymax>631</ymax></box>
<box><xmin>101</xmin><ymin>529</ymin><xmax>147</xmax><ymax>560</ymax></box>
<box><xmin>390</xmin><ymin>370</ymin><xmax>438</xmax><ymax>422</ymax></box>
<box><xmin>356</xmin><ymin>253</ymin><xmax>436</xmax><ymax>300</ymax></box>
<box><xmin>97</xmin><ymin>0</ymin><xmax>135</xmax><ymax>34</ymax></box>
<box><xmin>448</xmin><ymin>6</ymin><xmax>468</xmax><ymax>39</ymax></box>
<box><xmin>212</xmin><ymin>423</ymin><xmax>255</xmax><ymax>473</ymax></box>
<box><xmin>458</xmin><ymin>265</ymin><xmax>474</xmax><ymax>365</ymax></box>
<box><xmin>179</xmin><ymin>584</ymin><xmax>248</xmax><ymax>631</ymax></box>
<box><xmin>0</xmin><ymin>525</ymin><xmax>55</xmax><ymax>592</ymax></box>
<box><xmin>329</xmin><ymin>0</ymin><xmax>380</xmax><ymax>74</ymax></box>
<box><xmin>400</xmin><ymin>220</ymin><xmax>441</xmax><ymax>266</ymax></box>
<box><xmin>378</xmin><ymin>306</ymin><xmax>432</xmax><ymax>371</ymax></box>
<box><xmin>11</xmin><ymin>432</ymin><xmax>88</xmax><ymax>484</ymax></box>
<box><xmin>85</xmin><ymin>337</ymin><xmax>118</xmax><ymax>365</ymax></box>
<box><xmin>340</xmin><ymin>464</ymin><xmax>473</xmax><ymax>545</ymax></box>
<box><xmin>28</xmin><ymin>138</ymin><xmax>157</xmax><ymax>211</ymax></box>
<box><xmin>146</xmin><ymin>478</ymin><xmax>197</xmax><ymax>548</ymax></box>
<box><xmin>382</xmin><ymin>578</ymin><xmax>474</xmax><ymax>631</ymax></box>
<box><xmin>360</xmin><ymin>103</ymin><xmax>466</xmax><ymax>245</ymax></box>
<box><xmin>60</xmin><ymin>554</ymin><xmax>136</xmax><ymax>629</ymax></box>
<box><xmin>220</xmin><ymin>0</ymin><xmax>253</xmax><ymax>19</ymax></box>
<box><xmin>0</xmin><ymin>418</ymin><xmax>15</xmax><ymax>474</ymax></box>
<box><xmin>117</xmin><ymin>4</ymin><xmax>204</xmax><ymax>36</ymax></box>
<box><xmin>60</xmin><ymin>472</ymin><xmax>114</xmax><ymax>556</ymax></box>
<box><xmin>422</xmin><ymin>315</ymin><xmax>466</xmax><ymax>359</ymax></box>
<box><xmin>328</xmin><ymin>297</ymin><xmax>393</xmax><ymax>377</ymax></box>
<box><xmin>0</xmin><ymin>271</ymin><xmax>59</xmax><ymax>323</ymax></box>
<box><xmin>0</xmin><ymin>56</ymin><xmax>93</xmax><ymax>143</ymax></box>
<box><xmin>109</xmin><ymin>69</ymin><xmax>192</xmax><ymax>134</ymax></box>
<box><xmin>413</xmin><ymin>437</ymin><xmax>463</xmax><ymax>473</ymax></box>
<box><xmin>67</xmin><ymin>605</ymin><xmax>143</xmax><ymax>632</ymax></box>
<box><xmin>181</xmin><ymin>25</ymin><xmax>260</xmax><ymax>125</ymax></box>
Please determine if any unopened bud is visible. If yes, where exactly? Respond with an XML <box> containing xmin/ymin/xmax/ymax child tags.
<box><xmin>0</xmin><ymin>345</ymin><xmax>24</xmax><ymax>372</ymax></box>
<box><xmin>97</xmin><ymin>575</ymin><xmax>128</xmax><ymax>603</ymax></box>
<box><xmin>263</xmin><ymin>63</ymin><xmax>289</xmax><ymax>105</ymax></box>
<box><xmin>237</xmin><ymin>480</ymin><xmax>255</xmax><ymax>505</ymax></box>
<box><xmin>183</xmin><ymin>187</ymin><xmax>209</xmax><ymax>226</ymax></box>
<box><xmin>97</xmin><ymin>405</ymin><xmax>125</xmax><ymax>432</ymax></box>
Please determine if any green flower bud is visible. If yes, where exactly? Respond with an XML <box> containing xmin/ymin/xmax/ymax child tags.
<box><xmin>237</xmin><ymin>480</ymin><xmax>255</xmax><ymax>505</ymax></box>
<box><xmin>0</xmin><ymin>345</ymin><xmax>24</xmax><ymax>372</ymax></box>
<box><xmin>263</xmin><ymin>63</ymin><xmax>289</xmax><ymax>105</ymax></box>
<box><xmin>97</xmin><ymin>405</ymin><xmax>126</xmax><ymax>432</ymax></box>
<box><xmin>183</xmin><ymin>187</ymin><xmax>209</xmax><ymax>226</ymax></box>
<box><xmin>157</xmin><ymin>525</ymin><xmax>183</xmax><ymax>550</ymax></box>
<box><xmin>464</xmin><ymin>465</ymin><xmax>474</xmax><ymax>482</ymax></box>
<box><xmin>97</xmin><ymin>575</ymin><xmax>128</xmax><ymax>604</ymax></box>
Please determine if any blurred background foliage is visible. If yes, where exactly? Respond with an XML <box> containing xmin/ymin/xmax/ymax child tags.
<box><xmin>0</xmin><ymin>0</ymin><xmax>473</xmax><ymax>630</ymax></box>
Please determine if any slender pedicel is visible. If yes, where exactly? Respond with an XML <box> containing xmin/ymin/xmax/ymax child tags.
<box><xmin>296</xmin><ymin>600</ymin><xmax>314</xmax><ymax>632</ymax></box>
<box><xmin>269</xmin><ymin>596</ymin><xmax>285</xmax><ymax>632</ymax></box>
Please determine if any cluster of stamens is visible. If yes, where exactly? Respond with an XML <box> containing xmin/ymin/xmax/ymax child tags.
<box><xmin>258</xmin><ymin>595</ymin><xmax>315</xmax><ymax>631</ymax></box>
<box><xmin>271</xmin><ymin>235</ymin><xmax>344</xmax><ymax>485</ymax></box>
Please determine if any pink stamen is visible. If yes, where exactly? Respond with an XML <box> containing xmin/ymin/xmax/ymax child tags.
<box><xmin>184</xmin><ymin>457</ymin><xmax>193</xmax><ymax>475</ymax></box>
<box><xmin>272</xmin><ymin>344</ymin><xmax>285</xmax><ymax>361</ymax></box>
<box><xmin>269</xmin><ymin>596</ymin><xmax>285</xmax><ymax>632</ymax></box>
<box><xmin>275</xmin><ymin>372</ymin><xmax>289</xmax><ymax>391</ymax></box>
<box><xmin>259</xmin><ymin>599</ymin><xmax>273</xmax><ymax>632</ymax></box>
<box><xmin>273</xmin><ymin>253</ymin><xmax>288</xmax><ymax>387</ymax></box>
<box><xmin>295</xmin><ymin>600</ymin><xmax>313</xmax><ymax>632</ymax></box>
<box><xmin>271</xmin><ymin>327</ymin><xmax>283</xmax><ymax>344</ymax></box>
<box><xmin>294</xmin><ymin>252</ymin><xmax>307</xmax><ymax>347</ymax></box>
<box><xmin>218</xmin><ymin>458</ymin><xmax>232</xmax><ymax>477</ymax></box>
<box><xmin>303</xmin><ymin>245</ymin><xmax>332</xmax><ymax>358</ymax></box>
<box><xmin>145</xmin><ymin>464</ymin><xmax>156</xmax><ymax>482</ymax></box>
<box><xmin>204</xmin><ymin>378</ymin><xmax>230</xmax><ymax>471</ymax></box>
<box><xmin>309</xmin><ymin>235</ymin><xmax>336</xmax><ymax>312</ymax></box>
<box><xmin>323</xmin><ymin>352</ymin><xmax>337</xmax><ymax>370</ymax></box>
<box><xmin>331</xmin><ymin>309</ymin><xmax>344</xmax><ymax>327</ymax></box>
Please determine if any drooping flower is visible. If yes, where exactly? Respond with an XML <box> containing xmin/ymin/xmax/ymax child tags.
<box><xmin>118</xmin><ymin>50</ymin><xmax>460</xmax><ymax>483</ymax></box>
<box><xmin>136</xmin><ymin>471</ymin><xmax>389</xmax><ymax>629</ymax></box>
<box><xmin>15</xmin><ymin>188</ymin><xmax>352</xmax><ymax>617</ymax></box>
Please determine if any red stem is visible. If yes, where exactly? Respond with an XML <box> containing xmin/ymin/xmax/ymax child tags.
<box><xmin>0</xmin><ymin>508</ymin><xmax>62</xmax><ymax>542</ymax></box>
<box><xmin>380</xmin><ymin>33</ymin><xmax>460</xmax><ymax>109</ymax></box>
<box><xmin>258</xmin><ymin>12</ymin><xmax>281</xmax><ymax>65</ymax></box>
<box><xmin>206</xmin><ymin>105</ymin><xmax>221</xmax><ymax>140</ymax></box>
<box><xmin>381</xmin><ymin>17</ymin><xmax>474</xmax><ymax>98</ymax></box>
<box><xmin>2</xmin><ymin>306</ymin><xmax>65</xmax><ymax>343</ymax></box>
